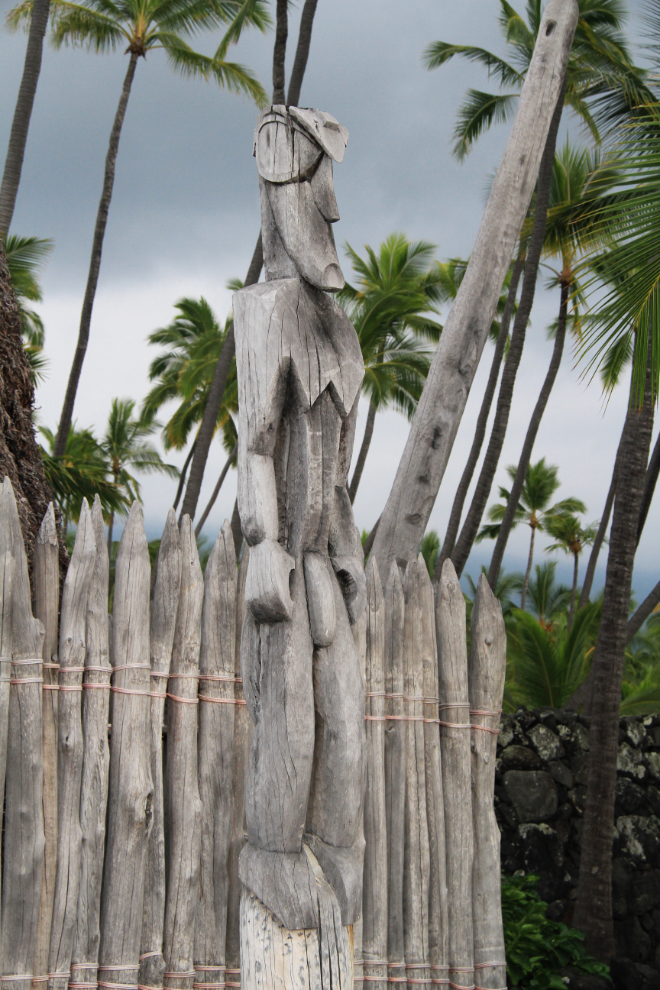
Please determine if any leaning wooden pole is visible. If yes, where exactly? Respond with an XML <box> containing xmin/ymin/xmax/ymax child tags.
<box><xmin>437</xmin><ymin>560</ymin><xmax>474</xmax><ymax>990</ymax></box>
<box><xmin>363</xmin><ymin>558</ymin><xmax>387</xmax><ymax>990</ymax></box>
<box><xmin>195</xmin><ymin>521</ymin><xmax>237</xmax><ymax>990</ymax></box>
<box><xmin>48</xmin><ymin>502</ymin><xmax>96</xmax><ymax>990</ymax></box>
<box><xmin>1</xmin><ymin>477</ymin><xmax>46</xmax><ymax>990</ymax></box>
<box><xmin>163</xmin><ymin>516</ymin><xmax>204</xmax><ymax>990</ymax></box>
<box><xmin>71</xmin><ymin>497</ymin><xmax>112</xmax><ymax>988</ymax></box>
<box><xmin>32</xmin><ymin>503</ymin><xmax>60</xmax><ymax>988</ymax></box>
<box><xmin>371</xmin><ymin>0</ymin><xmax>579</xmax><ymax>576</ymax></box>
<box><xmin>384</xmin><ymin>561</ymin><xmax>406</xmax><ymax>982</ymax></box>
<box><xmin>402</xmin><ymin>561</ymin><xmax>430</xmax><ymax>990</ymax></box>
<box><xmin>140</xmin><ymin>509</ymin><xmax>182</xmax><ymax>990</ymax></box>
<box><xmin>0</xmin><ymin>479</ymin><xmax>16</xmax><ymax>949</ymax></box>
<box><xmin>468</xmin><ymin>576</ymin><xmax>506</xmax><ymax>990</ymax></box>
<box><xmin>98</xmin><ymin>502</ymin><xmax>153</xmax><ymax>990</ymax></box>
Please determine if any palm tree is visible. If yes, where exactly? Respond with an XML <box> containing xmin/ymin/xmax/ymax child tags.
<box><xmin>338</xmin><ymin>234</ymin><xmax>443</xmax><ymax>503</ymax></box>
<box><xmin>545</xmin><ymin>513</ymin><xmax>598</xmax><ymax>630</ymax></box>
<box><xmin>420</xmin><ymin>529</ymin><xmax>440</xmax><ymax>578</ymax></box>
<box><xmin>487</xmin><ymin>142</ymin><xmax>618</xmax><ymax>590</ymax></box>
<box><xmin>523</xmin><ymin>560</ymin><xmax>572</xmax><ymax>628</ymax></box>
<box><xmin>427</xmin><ymin>0</ymin><xmax>638</xmax><ymax>580</ymax></box>
<box><xmin>6</xmin><ymin>0</ymin><xmax>272</xmax><ymax>458</ymax></box>
<box><xmin>101</xmin><ymin>397</ymin><xmax>178</xmax><ymax>551</ymax></box>
<box><xmin>0</xmin><ymin>0</ymin><xmax>51</xmax><ymax>235</ymax></box>
<box><xmin>4</xmin><ymin>233</ymin><xmax>52</xmax><ymax>380</ymax></box>
<box><xmin>476</xmin><ymin>458</ymin><xmax>585</xmax><ymax>610</ymax></box>
<box><xmin>142</xmin><ymin>295</ymin><xmax>238</xmax><ymax>515</ymax></box>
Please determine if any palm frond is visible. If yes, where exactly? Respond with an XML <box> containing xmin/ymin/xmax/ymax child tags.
<box><xmin>453</xmin><ymin>90</ymin><xmax>518</xmax><ymax>161</ymax></box>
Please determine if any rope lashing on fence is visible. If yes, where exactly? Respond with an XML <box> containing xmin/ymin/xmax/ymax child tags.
<box><xmin>4</xmin><ymin>657</ymin><xmax>43</xmax><ymax>686</ymax></box>
<box><xmin>224</xmin><ymin>969</ymin><xmax>241</xmax><ymax>988</ymax></box>
<box><xmin>192</xmin><ymin>964</ymin><xmax>225</xmax><ymax>989</ymax></box>
<box><xmin>197</xmin><ymin>673</ymin><xmax>246</xmax><ymax>705</ymax></box>
<box><xmin>364</xmin><ymin>695</ymin><xmax>501</xmax><ymax>733</ymax></box>
<box><xmin>69</xmin><ymin>962</ymin><xmax>100</xmax><ymax>988</ymax></box>
<box><xmin>97</xmin><ymin>964</ymin><xmax>141</xmax><ymax>990</ymax></box>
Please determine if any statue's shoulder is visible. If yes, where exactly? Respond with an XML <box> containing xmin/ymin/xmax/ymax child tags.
<box><xmin>233</xmin><ymin>278</ymin><xmax>302</xmax><ymax>349</ymax></box>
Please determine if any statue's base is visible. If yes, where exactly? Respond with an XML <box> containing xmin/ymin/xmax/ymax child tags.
<box><xmin>240</xmin><ymin>884</ymin><xmax>353</xmax><ymax>990</ymax></box>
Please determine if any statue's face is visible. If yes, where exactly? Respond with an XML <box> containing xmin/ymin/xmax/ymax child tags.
<box><xmin>254</xmin><ymin>108</ymin><xmax>349</xmax><ymax>292</ymax></box>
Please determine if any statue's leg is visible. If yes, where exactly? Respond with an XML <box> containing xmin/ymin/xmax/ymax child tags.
<box><xmin>305</xmin><ymin>566</ymin><xmax>366</xmax><ymax>922</ymax></box>
<box><xmin>241</xmin><ymin>555</ymin><xmax>314</xmax><ymax>854</ymax></box>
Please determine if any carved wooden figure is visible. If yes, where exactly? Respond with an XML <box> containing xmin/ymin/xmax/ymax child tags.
<box><xmin>234</xmin><ymin>105</ymin><xmax>366</xmax><ymax>990</ymax></box>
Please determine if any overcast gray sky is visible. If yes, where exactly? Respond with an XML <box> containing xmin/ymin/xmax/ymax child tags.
<box><xmin>1</xmin><ymin>0</ymin><xmax>655</xmax><ymax>600</ymax></box>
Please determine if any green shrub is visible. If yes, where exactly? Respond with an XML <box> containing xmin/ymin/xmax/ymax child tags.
<box><xmin>502</xmin><ymin>873</ymin><xmax>610</xmax><ymax>989</ymax></box>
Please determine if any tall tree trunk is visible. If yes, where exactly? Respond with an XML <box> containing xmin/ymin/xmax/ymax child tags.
<box><xmin>286</xmin><ymin>0</ymin><xmax>318</xmax><ymax>106</ymax></box>
<box><xmin>271</xmin><ymin>0</ymin><xmax>288</xmax><ymax>105</ymax></box>
<box><xmin>179</xmin><ymin>0</ymin><xmax>321</xmax><ymax>520</ymax></box>
<box><xmin>54</xmin><ymin>52</ymin><xmax>139</xmax><ymax>456</ymax></box>
<box><xmin>488</xmin><ymin>280</ymin><xmax>569</xmax><ymax>590</ymax></box>
<box><xmin>574</xmin><ymin>338</ymin><xmax>655</xmax><ymax>960</ymax></box>
<box><xmin>578</xmin><ymin>459</ymin><xmax>619</xmax><ymax>609</ymax></box>
<box><xmin>194</xmin><ymin>443</ymin><xmax>237</xmax><ymax>538</ymax></box>
<box><xmin>520</xmin><ymin>525</ymin><xmax>535</xmax><ymax>611</ymax></box>
<box><xmin>568</xmin><ymin>552</ymin><xmax>579</xmax><ymax>631</ymax></box>
<box><xmin>349</xmin><ymin>401</ymin><xmax>376</xmax><ymax>504</ymax></box>
<box><xmin>637</xmin><ymin>427</ymin><xmax>660</xmax><ymax>544</ymax></box>
<box><xmin>0</xmin><ymin>0</ymin><xmax>51</xmax><ymax>235</ymax></box>
<box><xmin>173</xmin><ymin>440</ymin><xmax>196</xmax><ymax>511</ymax></box>
<box><xmin>626</xmin><ymin>577</ymin><xmax>660</xmax><ymax>643</ymax></box>
<box><xmin>450</xmin><ymin>81</ymin><xmax>567</xmax><ymax>580</ymax></box>
<box><xmin>0</xmin><ymin>236</ymin><xmax>67</xmax><ymax>579</ymax></box>
<box><xmin>179</xmin><ymin>237</ymin><xmax>262</xmax><ymax>520</ymax></box>
<box><xmin>435</xmin><ymin>252</ymin><xmax>525</xmax><ymax>579</ymax></box>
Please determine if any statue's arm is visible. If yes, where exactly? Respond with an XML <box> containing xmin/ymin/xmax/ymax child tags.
<box><xmin>329</xmin><ymin>394</ymin><xmax>366</xmax><ymax>624</ymax></box>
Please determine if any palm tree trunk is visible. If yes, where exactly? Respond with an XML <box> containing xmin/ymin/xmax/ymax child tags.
<box><xmin>272</xmin><ymin>0</ymin><xmax>288</xmax><ymax>104</ymax></box>
<box><xmin>637</xmin><ymin>427</ymin><xmax>660</xmax><ymax>544</ymax></box>
<box><xmin>578</xmin><ymin>464</ymin><xmax>618</xmax><ymax>609</ymax></box>
<box><xmin>568</xmin><ymin>551</ymin><xmax>579</xmax><ymax>631</ymax></box>
<box><xmin>286</xmin><ymin>0</ymin><xmax>318</xmax><ymax>106</ymax></box>
<box><xmin>194</xmin><ymin>443</ymin><xmax>237</xmax><ymax>538</ymax></box>
<box><xmin>179</xmin><ymin>236</ymin><xmax>262</xmax><ymax>520</ymax></box>
<box><xmin>173</xmin><ymin>439</ymin><xmax>196</xmax><ymax>511</ymax></box>
<box><xmin>107</xmin><ymin>511</ymin><xmax>114</xmax><ymax>558</ymax></box>
<box><xmin>349</xmin><ymin>401</ymin><xmax>376</xmax><ymax>504</ymax></box>
<box><xmin>53</xmin><ymin>51</ymin><xmax>139</xmax><ymax>457</ymax></box>
<box><xmin>574</xmin><ymin>338</ymin><xmax>655</xmax><ymax>960</ymax></box>
<box><xmin>178</xmin><ymin>0</ymin><xmax>321</xmax><ymax>520</ymax></box>
<box><xmin>487</xmin><ymin>280</ymin><xmax>569</xmax><ymax>591</ymax></box>
<box><xmin>435</xmin><ymin>253</ymin><xmax>525</xmax><ymax>581</ymax></box>
<box><xmin>450</xmin><ymin>79</ymin><xmax>567</xmax><ymax>580</ymax></box>
<box><xmin>520</xmin><ymin>525</ymin><xmax>536</xmax><ymax>611</ymax></box>
<box><xmin>627</xmin><ymin>577</ymin><xmax>660</xmax><ymax>643</ymax></box>
<box><xmin>0</xmin><ymin>0</ymin><xmax>51</xmax><ymax>235</ymax></box>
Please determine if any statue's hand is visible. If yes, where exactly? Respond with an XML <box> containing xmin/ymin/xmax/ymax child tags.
<box><xmin>246</xmin><ymin>539</ymin><xmax>295</xmax><ymax>623</ymax></box>
<box><xmin>331</xmin><ymin>554</ymin><xmax>367</xmax><ymax>625</ymax></box>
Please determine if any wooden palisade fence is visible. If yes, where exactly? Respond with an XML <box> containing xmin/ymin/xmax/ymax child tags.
<box><xmin>0</xmin><ymin>479</ymin><xmax>506</xmax><ymax>990</ymax></box>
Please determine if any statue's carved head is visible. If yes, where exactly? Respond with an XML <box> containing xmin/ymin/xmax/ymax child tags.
<box><xmin>254</xmin><ymin>106</ymin><xmax>349</xmax><ymax>291</ymax></box>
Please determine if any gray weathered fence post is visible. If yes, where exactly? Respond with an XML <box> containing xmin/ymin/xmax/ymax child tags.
<box><xmin>195</xmin><ymin>521</ymin><xmax>237</xmax><ymax>990</ymax></box>
<box><xmin>71</xmin><ymin>497</ymin><xmax>112</xmax><ymax>987</ymax></box>
<box><xmin>363</xmin><ymin>558</ymin><xmax>387</xmax><ymax>990</ymax></box>
<box><xmin>140</xmin><ymin>509</ymin><xmax>182</xmax><ymax>990</ymax></box>
<box><xmin>163</xmin><ymin>516</ymin><xmax>203</xmax><ymax>990</ymax></box>
<box><xmin>0</xmin><ymin>479</ymin><xmax>16</xmax><ymax>952</ymax></box>
<box><xmin>98</xmin><ymin>503</ymin><xmax>153</xmax><ymax>990</ymax></box>
<box><xmin>402</xmin><ymin>561</ymin><xmax>430</xmax><ymax>990</ymax></box>
<box><xmin>32</xmin><ymin>503</ymin><xmax>60</xmax><ymax>987</ymax></box>
<box><xmin>1</xmin><ymin>477</ymin><xmax>46</xmax><ymax>990</ymax></box>
<box><xmin>437</xmin><ymin>560</ymin><xmax>474</xmax><ymax>990</ymax></box>
<box><xmin>48</xmin><ymin>502</ymin><xmax>96</xmax><ymax>990</ymax></box>
<box><xmin>469</xmin><ymin>576</ymin><xmax>506</xmax><ymax>990</ymax></box>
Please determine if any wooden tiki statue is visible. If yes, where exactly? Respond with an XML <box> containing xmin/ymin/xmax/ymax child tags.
<box><xmin>235</xmin><ymin>105</ymin><xmax>366</xmax><ymax>987</ymax></box>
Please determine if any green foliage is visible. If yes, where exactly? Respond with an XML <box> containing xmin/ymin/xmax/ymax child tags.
<box><xmin>420</xmin><ymin>529</ymin><xmax>440</xmax><ymax>578</ymax></box>
<box><xmin>101</xmin><ymin>397</ymin><xmax>178</xmax><ymax>510</ymax></box>
<box><xmin>3</xmin><ymin>234</ymin><xmax>53</xmax><ymax>381</ymax></box>
<box><xmin>501</xmin><ymin>873</ymin><xmax>610</xmax><ymax>988</ymax></box>
<box><xmin>621</xmin><ymin>612</ymin><xmax>660</xmax><ymax>715</ymax></box>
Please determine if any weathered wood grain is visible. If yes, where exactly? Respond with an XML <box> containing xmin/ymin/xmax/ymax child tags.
<box><xmin>140</xmin><ymin>509</ymin><xmax>181</xmax><ymax>990</ymax></box>
<box><xmin>352</xmin><ymin>537</ymin><xmax>368</xmax><ymax>985</ymax></box>
<box><xmin>32</xmin><ymin>503</ymin><xmax>60</xmax><ymax>987</ymax></box>
<box><xmin>371</xmin><ymin>0</ymin><xmax>579</xmax><ymax>576</ymax></box>
<box><xmin>99</xmin><ymin>502</ymin><xmax>153</xmax><ymax>990</ymax></box>
<box><xmin>436</xmin><ymin>560</ymin><xmax>473</xmax><ymax>990</ymax></box>
<box><xmin>402</xmin><ymin>561</ymin><xmax>429</xmax><ymax>990</ymax></box>
<box><xmin>418</xmin><ymin>560</ymin><xmax>448</xmax><ymax>981</ymax></box>
<box><xmin>163</xmin><ymin>516</ymin><xmax>203</xmax><ymax>990</ymax></box>
<box><xmin>362</xmin><ymin>558</ymin><xmax>387</xmax><ymax>990</ymax></box>
<box><xmin>226</xmin><ymin>546</ymin><xmax>250</xmax><ymax>981</ymax></box>
<box><xmin>71</xmin><ymin>497</ymin><xmax>111</xmax><ymax>985</ymax></box>
<box><xmin>0</xmin><ymin>479</ymin><xmax>16</xmax><ymax>949</ymax></box>
<box><xmin>1</xmin><ymin>477</ymin><xmax>46</xmax><ymax>990</ymax></box>
<box><xmin>195</xmin><ymin>521</ymin><xmax>237</xmax><ymax>990</ymax></box>
<box><xmin>48</xmin><ymin>501</ymin><xmax>96</xmax><ymax>990</ymax></box>
<box><xmin>468</xmin><ymin>576</ymin><xmax>506</xmax><ymax>990</ymax></box>
<box><xmin>383</xmin><ymin>561</ymin><xmax>405</xmax><ymax>974</ymax></box>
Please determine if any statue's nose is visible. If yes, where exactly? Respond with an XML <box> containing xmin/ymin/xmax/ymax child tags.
<box><xmin>321</xmin><ymin>264</ymin><xmax>344</xmax><ymax>291</ymax></box>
